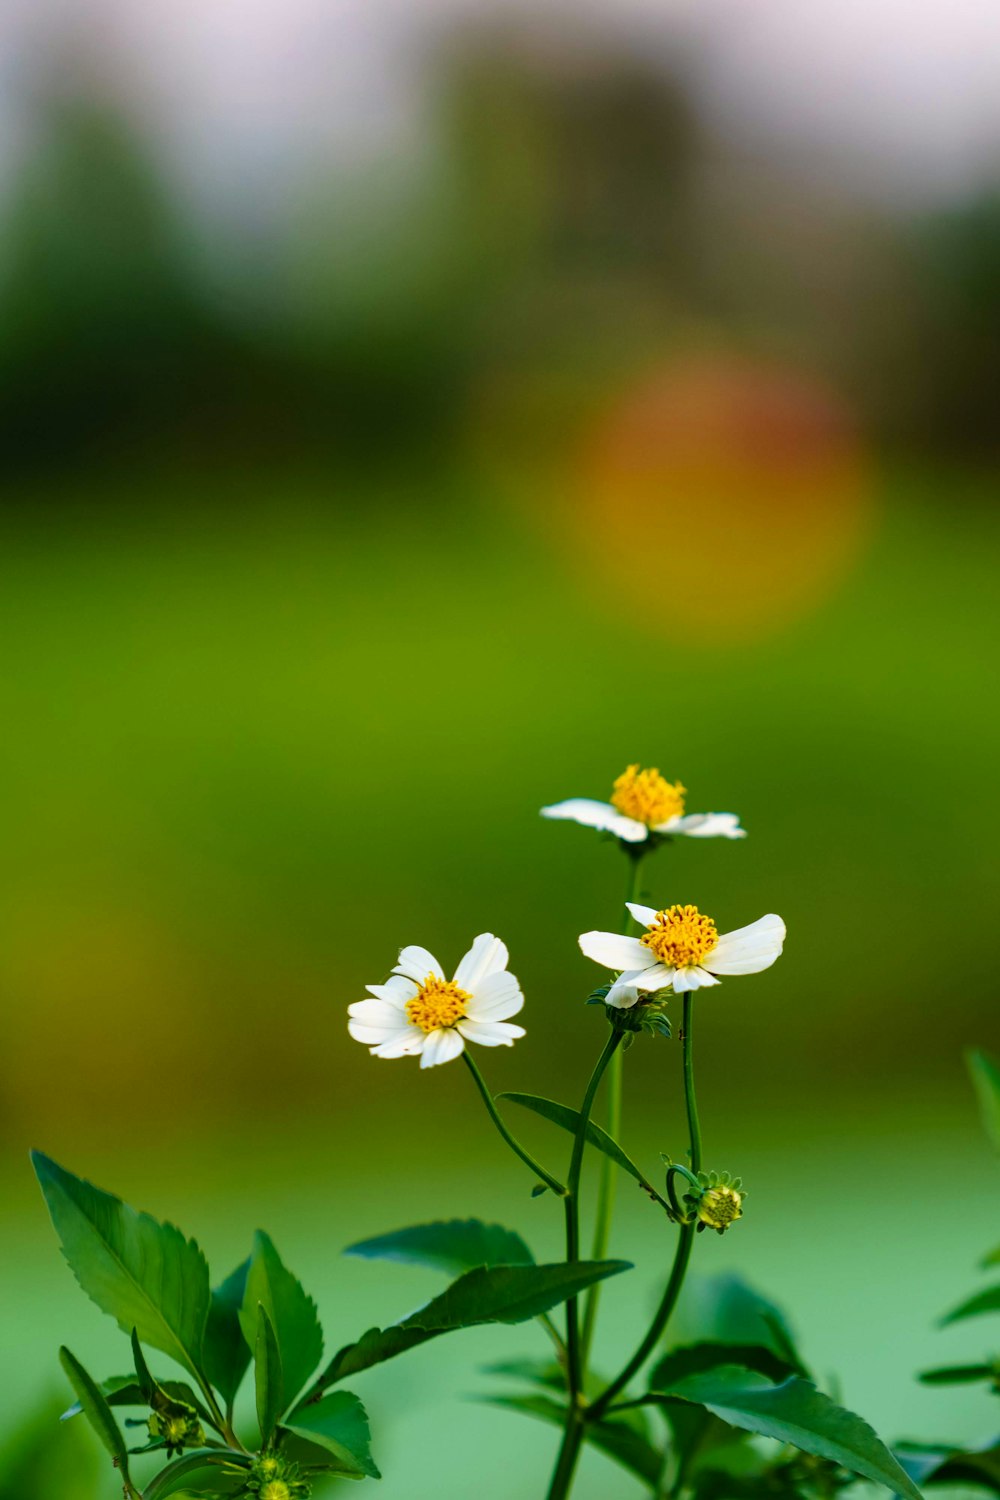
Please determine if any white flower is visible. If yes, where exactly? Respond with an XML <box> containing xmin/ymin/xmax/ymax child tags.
<box><xmin>348</xmin><ymin>933</ymin><xmax>525</xmax><ymax>1069</ymax></box>
<box><xmin>541</xmin><ymin>764</ymin><xmax>744</xmax><ymax>844</ymax></box>
<box><xmin>580</xmin><ymin>903</ymin><xmax>785</xmax><ymax>1006</ymax></box>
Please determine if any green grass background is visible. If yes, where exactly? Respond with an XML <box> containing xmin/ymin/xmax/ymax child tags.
<box><xmin>1</xmin><ymin>462</ymin><xmax>998</xmax><ymax>1495</ymax></box>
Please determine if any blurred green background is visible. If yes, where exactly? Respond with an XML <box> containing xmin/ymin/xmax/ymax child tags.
<box><xmin>1</xmin><ymin>3</ymin><xmax>999</xmax><ymax>1495</ymax></box>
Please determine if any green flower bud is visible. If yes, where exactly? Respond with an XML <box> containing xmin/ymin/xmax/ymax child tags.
<box><xmin>147</xmin><ymin>1406</ymin><xmax>205</xmax><ymax>1456</ymax></box>
<box><xmin>244</xmin><ymin>1454</ymin><xmax>311</xmax><ymax>1500</ymax></box>
<box><xmin>683</xmin><ymin>1170</ymin><xmax>746</xmax><ymax>1235</ymax></box>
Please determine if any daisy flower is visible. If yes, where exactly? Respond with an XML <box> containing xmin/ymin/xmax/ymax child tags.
<box><xmin>348</xmin><ymin>933</ymin><xmax>525</xmax><ymax>1069</ymax></box>
<box><xmin>580</xmin><ymin>903</ymin><xmax>785</xmax><ymax>1004</ymax></box>
<box><xmin>541</xmin><ymin>764</ymin><xmax>745</xmax><ymax>844</ymax></box>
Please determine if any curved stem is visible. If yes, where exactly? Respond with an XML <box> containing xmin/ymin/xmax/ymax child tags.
<box><xmin>580</xmin><ymin>849</ymin><xmax>645</xmax><ymax>1361</ymax></box>
<box><xmin>591</xmin><ymin>993</ymin><xmax>701</xmax><ymax>1420</ymax></box>
<box><xmin>462</xmin><ymin>1051</ymin><xmax>567</xmax><ymax>1196</ymax></box>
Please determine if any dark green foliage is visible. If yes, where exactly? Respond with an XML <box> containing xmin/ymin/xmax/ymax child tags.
<box><xmin>282</xmin><ymin>1392</ymin><xmax>381</xmax><ymax>1478</ymax></box>
<box><xmin>345</xmin><ymin>1217</ymin><xmax>534</xmax><ymax>1276</ymax></box>
<box><xmin>203</xmin><ymin>1259</ymin><xmax>252</xmax><ymax>1407</ymax></box>
<box><xmin>316</xmin><ymin>1260</ymin><xmax>631</xmax><ymax>1387</ymax></box>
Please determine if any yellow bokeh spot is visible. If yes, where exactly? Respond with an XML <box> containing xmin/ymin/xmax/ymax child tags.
<box><xmin>611</xmin><ymin>764</ymin><xmax>685</xmax><ymax>827</ymax></box>
<box><xmin>641</xmin><ymin>905</ymin><xmax>718</xmax><ymax>970</ymax></box>
<box><xmin>406</xmin><ymin>975</ymin><xmax>471</xmax><ymax>1033</ymax></box>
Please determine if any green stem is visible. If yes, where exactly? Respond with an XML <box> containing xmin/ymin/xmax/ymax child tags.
<box><xmin>580</xmin><ymin>849</ymin><xmax>645</xmax><ymax>1362</ymax></box>
<box><xmin>565</xmin><ymin>1028</ymin><xmax>625</xmax><ymax>1399</ymax></box>
<box><xmin>546</xmin><ymin>1414</ymin><xmax>586</xmax><ymax>1500</ymax></box>
<box><xmin>590</xmin><ymin>993</ymin><xmax>701</xmax><ymax>1420</ymax></box>
<box><xmin>462</xmin><ymin>1051</ymin><xmax>567</xmax><ymax>1196</ymax></box>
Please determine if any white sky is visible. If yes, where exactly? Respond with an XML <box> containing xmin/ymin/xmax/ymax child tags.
<box><xmin>2</xmin><ymin>0</ymin><xmax>1000</xmax><ymax>219</ymax></box>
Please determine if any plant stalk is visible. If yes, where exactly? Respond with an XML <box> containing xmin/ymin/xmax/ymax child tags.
<box><xmin>580</xmin><ymin>848</ymin><xmax>646</xmax><ymax>1361</ymax></box>
<box><xmin>590</xmin><ymin>992</ymin><xmax>701</xmax><ymax>1420</ymax></box>
<box><xmin>462</xmin><ymin>1051</ymin><xmax>567</xmax><ymax>1196</ymax></box>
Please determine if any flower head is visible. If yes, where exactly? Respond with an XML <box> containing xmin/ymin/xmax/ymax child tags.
<box><xmin>147</xmin><ymin>1405</ymin><xmax>204</xmax><ymax>1457</ymax></box>
<box><xmin>541</xmin><ymin>764</ymin><xmax>745</xmax><ymax>844</ymax></box>
<box><xmin>682</xmin><ymin>1171</ymin><xmax>746</xmax><ymax>1234</ymax></box>
<box><xmin>348</xmin><ymin>933</ymin><xmax>525</xmax><ymax>1069</ymax></box>
<box><xmin>580</xmin><ymin>903</ymin><xmax>785</xmax><ymax>1004</ymax></box>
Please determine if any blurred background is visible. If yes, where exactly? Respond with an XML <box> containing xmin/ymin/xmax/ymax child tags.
<box><xmin>1</xmin><ymin>0</ymin><xmax>999</xmax><ymax>1494</ymax></box>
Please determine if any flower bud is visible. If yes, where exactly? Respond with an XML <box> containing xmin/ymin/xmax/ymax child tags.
<box><xmin>682</xmin><ymin>1170</ymin><xmax>746</xmax><ymax>1234</ymax></box>
<box><xmin>147</xmin><ymin>1407</ymin><xmax>205</xmax><ymax>1456</ymax></box>
<box><xmin>244</xmin><ymin>1454</ymin><xmax>311</xmax><ymax>1499</ymax></box>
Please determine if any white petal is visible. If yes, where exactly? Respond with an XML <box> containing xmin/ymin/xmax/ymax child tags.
<box><xmin>672</xmin><ymin>966</ymin><xmax>720</xmax><ymax>992</ymax></box>
<box><xmin>419</xmin><ymin>1028</ymin><xmax>466</xmax><ymax>1068</ymax></box>
<box><xmin>665</xmin><ymin>812</ymin><xmax>746</xmax><ymax>839</ymax></box>
<box><xmin>365</xmin><ymin>976</ymin><xmax>418</xmax><ymax>1006</ymax></box>
<box><xmin>393</xmin><ymin>945</ymin><xmax>445</xmax><ymax>984</ymax></box>
<box><xmin>578</xmin><ymin>931</ymin><xmax>651</xmax><ymax>971</ymax></box>
<box><xmin>347</xmin><ymin>998</ymin><xmax>412</xmax><ymax>1028</ymax></box>
<box><xmin>371</xmin><ymin>1030</ymin><xmax>426</xmax><ymax>1059</ymax></box>
<box><xmin>453</xmin><ymin>933</ymin><xmax>509</xmax><ymax>990</ymax></box>
<box><xmin>705</xmin><ymin>914</ymin><xmax>786</xmax><ymax>975</ymax></box>
<box><xmin>605</xmin><ymin>977</ymin><xmax>641</xmax><ymax>1009</ymax></box>
<box><xmin>465</xmin><ymin>970</ymin><xmax>524</xmax><ymax>1022</ymax></box>
<box><xmin>631</xmin><ymin>963</ymin><xmax>674</xmax><ymax>992</ymax></box>
<box><xmin>541</xmin><ymin>799</ymin><xmax>620</xmax><ymax>830</ymax></box>
<box><xmin>457</xmin><ymin>1018</ymin><xmax>525</xmax><ymax>1047</ymax></box>
<box><xmin>540</xmin><ymin>800</ymin><xmax>648</xmax><ymax>842</ymax></box>
<box><xmin>626</xmin><ymin>902</ymin><xmax>659</xmax><ymax>927</ymax></box>
<box><xmin>348</xmin><ymin>1019</ymin><xmax>399</xmax><ymax>1044</ymax></box>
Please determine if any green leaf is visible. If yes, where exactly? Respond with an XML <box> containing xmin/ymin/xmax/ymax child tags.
<box><xmin>483</xmin><ymin>1394</ymin><xmax>662</xmax><ymax>1485</ymax></box>
<box><xmin>345</xmin><ymin>1218</ymin><xmax>534</xmax><ymax>1276</ymax></box>
<box><xmin>481</xmin><ymin>1357</ymin><xmax>565</xmax><ymax>1391</ymax></box>
<box><xmin>650</xmin><ymin>1365</ymin><xmax>922</xmax><ymax>1500</ymax></box>
<box><xmin>316</xmin><ymin>1259</ymin><xmax>631</xmax><ymax>1388</ymax></box>
<box><xmin>254</xmin><ymin>1305</ymin><xmax>284</xmax><ymax>1447</ymax></box>
<box><xmin>143</xmin><ymin>1450</ymin><xmax>249</xmax><ymax>1499</ymax></box>
<box><xmin>33</xmin><ymin>1153</ymin><xmax>210</xmax><ymax>1382</ymax></box>
<box><xmin>282</xmin><ymin>1391</ymin><xmax>380</xmax><ymax>1478</ymax></box>
<box><xmin>62</xmin><ymin>1375</ymin><xmax>211</xmax><ymax>1425</ymax></box>
<box><xmin>672</xmin><ymin>1274</ymin><xmax>807</xmax><ymax>1375</ymax></box>
<box><xmin>918</xmin><ymin>1362</ymin><xmax>995</xmax><ymax>1386</ymax></box>
<box><xmin>239</xmin><ymin>1232</ymin><xmax>323</xmax><ymax>1407</ymax></box>
<box><xmin>203</xmin><ymin>1259</ymin><xmax>251</xmax><ymax>1407</ymax></box>
<box><xmin>898</xmin><ymin>1441</ymin><xmax>1000</xmax><ymax>1492</ymax></box>
<box><xmin>982</xmin><ymin>1244</ymin><xmax>1000</xmax><ymax>1268</ymax></box>
<box><xmin>499</xmin><ymin>1093</ymin><xmax>664</xmax><ymax>1203</ymax></box>
<box><xmin>651</xmin><ymin>1342</ymin><xmax>799</xmax><ymax>1390</ymax></box>
<box><xmin>941</xmin><ymin>1283</ymin><xmax>1000</xmax><ymax>1324</ymax></box>
<box><xmin>968</xmin><ymin>1049</ymin><xmax>1000</xmax><ymax>1153</ymax></box>
<box><xmin>58</xmin><ymin>1347</ymin><xmax>133</xmax><ymax>1490</ymax></box>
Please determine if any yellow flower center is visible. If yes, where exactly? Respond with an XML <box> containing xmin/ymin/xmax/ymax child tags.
<box><xmin>640</xmin><ymin>905</ymin><xmax>718</xmax><ymax>969</ymax></box>
<box><xmin>163</xmin><ymin>1417</ymin><xmax>187</xmax><ymax>1444</ymax></box>
<box><xmin>261</xmin><ymin>1484</ymin><xmax>291</xmax><ymax>1500</ymax></box>
<box><xmin>611</xmin><ymin>765</ymin><xmax>686</xmax><ymax>827</ymax></box>
<box><xmin>698</xmin><ymin>1186</ymin><xmax>743</xmax><ymax>1230</ymax></box>
<box><xmin>258</xmin><ymin>1458</ymin><xmax>280</xmax><ymax>1478</ymax></box>
<box><xmin>405</xmin><ymin>975</ymin><xmax>471</xmax><ymax>1033</ymax></box>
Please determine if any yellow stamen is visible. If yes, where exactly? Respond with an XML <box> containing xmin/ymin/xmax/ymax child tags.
<box><xmin>641</xmin><ymin>905</ymin><xmax>718</xmax><ymax>970</ymax></box>
<box><xmin>611</xmin><ymin>764</ymin><xmax>686</xmax><ymax>827</ymax></box>
<box><xmin>261</xmin><ymin>1484</ymin><xmax>291</xmax><ymax>1500</ymax></box>
<box><xmin>406</xmin><ymin>975</ymin><xmax>471</xmax><ymax>1033</ymax></box>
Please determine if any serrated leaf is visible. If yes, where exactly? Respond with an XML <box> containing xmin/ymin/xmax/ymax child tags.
<box><xmin>499</xmin><ymin>1094</ymin><xmax>663</xmax><ymax>1202</ymax></box>
<box><xmin>143</xmin><ymin>1449</ymin><xmax>249</xmax><ymax>1499</ymax></box>
<box><xmin>59</xmin><ymin>1347</ymin><xmax>133</xmax><ymax>1490</ymax></box>
<box><xmin>650</xmin><ymin>1342</ymin><xmax>799</xmax><ymax>1390</ymax></box>
<box><xmin>203</xmin><ymin>1258</ymin><xmax>251</xmax><ymax>1408</ymax></box>
<box><xmin>672</xmin><ymin>1274</ymin><xmax>808</xmax><ymax>1376</ymax></box>
<box><xmin>968</xmin><ymin>1050</ymin><xmax>1000</xmax><ymax>1153</ymax></box>
<box><xmin>34</xmin><ymin>1153</ymin><xmax>210</xmax><ymax>1382</ymax></box>
<box><xmin>650</xmin><ymin>1365</ymin><xmax>922</xmax><ymax>1500</ymax></box>
<box><xmin>345</xmin><ymin>1218</ymin><xmax>534</xmax><ymax>1276</ymax></box>
<box><xmin>941</xmin><ymin>1283</ymin><xmax>1000</xmax><ymax>1324</ymax></box>
<box><xmin>254</xmin><ymin>1306</ymin><xmax>284</xmax><ymax>1446</ymax></box>
<box><xmin>315</xmin><ymin>1259</ymin><xmax>631</xmax><ymax>1390</ymax></box>
<box><xmin>239</xmin><ymin>1232</ymin><xmax>323</xmax><ymax>1408</ymax></box>
<box><xmin>283</xmin><ymin>1390</ymin><xmax>380</xmax><ymax>1478</ymax></box>
<box><xmin>483</xmin><ymin>1394</ymin><xmax>662</xmax><ymax>1485</ymax></box>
